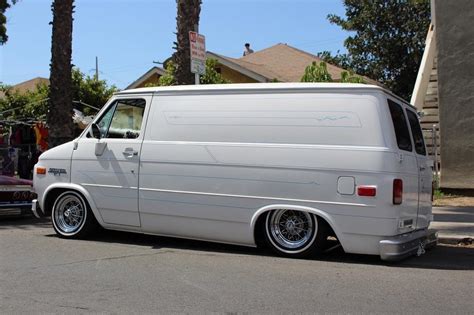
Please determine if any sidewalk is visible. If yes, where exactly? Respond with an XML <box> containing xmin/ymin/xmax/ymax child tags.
<box><xmin>431</xmin><ymin>206</ymin><xmax>474</xmax><ymax>245</ymax></box>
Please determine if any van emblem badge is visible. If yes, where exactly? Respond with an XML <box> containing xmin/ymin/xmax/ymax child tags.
<box><xmin>48</xmin><ymin>168</ymin><xmax>67</xmax><ymax>176</ymax></box>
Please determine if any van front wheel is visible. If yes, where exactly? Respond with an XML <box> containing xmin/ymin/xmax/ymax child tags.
<box><xmin>51</xmin><ymin>191</ymin><xmax>98</xmax><ymax>239</ymax></box>
<box><xmin>264</xmin><ymin>209</ymin><xmax>326</xmax><ymax>258</ymax></box>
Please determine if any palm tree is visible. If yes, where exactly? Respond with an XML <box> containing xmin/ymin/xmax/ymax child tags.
<box><xmin>0</xmin><ymin>0</ymin><xmax>17</xmax><ymax>45</ymax></box>
<box><xmin>48</xmin><ymin>0</ymin><xmax>74</xmax><ymax>147</ymax></box>
<box><xmin>173</xmin><ymin>0</ymin><xmax>202</xmax><ymax>85</ymax></box>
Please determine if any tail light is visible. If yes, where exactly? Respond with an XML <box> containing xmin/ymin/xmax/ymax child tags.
<box><xmin>357</xmin><ymin>185</ymin><xmax>377</xmax><ymax>197</ymax></box>
<box><xmin>393</xmin><ymin>179</ymin><xmax>403</xmax><ymax>205</ymax></box>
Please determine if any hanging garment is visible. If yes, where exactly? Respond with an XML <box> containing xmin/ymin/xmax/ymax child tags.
<box><xmin>34</xmin><ymin>123</ymin><xmax>49</xmax><ymax>152</ymax></box>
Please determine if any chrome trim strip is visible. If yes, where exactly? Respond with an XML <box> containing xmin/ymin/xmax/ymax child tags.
<box><xmin>0</xmin><ymin>203</ymin><xmax>32</xmax><ymax>208</ymax></box>
<box><xmin>140</xmin><ymin>140</ymin><xmax>391</xmax><ymax>152</ymax></box>
<box><xmin>139</xmin><ymin>187</ymin><xmax>373</xmax><ymax>208</ymax></box>
<box><xmin>81</xmin><ymin>183</ymin><xmax>138</xmax><ymax>189</ymax></box>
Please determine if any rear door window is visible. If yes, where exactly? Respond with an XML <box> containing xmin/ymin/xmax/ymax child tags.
<box><xmin>406</xmin><ymin>109</ymin><xmax>427</xmax><ymax>155</ymax></box>
<box><xmin>387</xmin><ymin>99</ymin><xmax>412</xmax><ymax>152</ymax></box>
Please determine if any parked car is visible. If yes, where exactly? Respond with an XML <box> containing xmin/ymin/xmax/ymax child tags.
<box><xmin>32</xmin><ymin>83</ymin><xmax>437</xmax><ymax>261</ymax></box>
<box><xmin>0</xmin><ymin>175</ymin><xmax>36</xmax><ymax>216</ymax></box>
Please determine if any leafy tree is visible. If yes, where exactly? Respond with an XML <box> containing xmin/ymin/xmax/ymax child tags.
<box><xmin>326</xmin><ymin>0</ymin><xmax>431</xmax><ymax>100</ymax></box>
<box><xmin>0</xmin><ymin>68</ymin><xmax>116</xmax><ymax>120</ymax></box>
<box><xmin>340</xmin><ymin>71</ymin><xmax>365</xmax><ymax>83</ymax></box>
<box><xmin>157</xmin><ymin>61</ymin><xmax>177</xmax><ymax>86</ymax></box>
<box><xmin>199</xmin><ymin>58</ymin><xmax>230</xmax><ymax>84</ymax></box>
<box><xmin>0</xmin><ymin>0</ymin><xmax>16</xmax><ymax>45</ymax></box>
<box><xmin>301</xmin><ymin>62</ymin><xmax>333</xmax><ymax>83</ymax></box>
<box><xmin>173</xmin><ymin>0</ymin><xmax>202</xmax><ymax>85</ymax></box>
<box><xmin>146</xmin><ymin>58</ymin><xmax>229</xmax><ymax>87</ymax></box>
<box><xmin>301</xmin><ymin>61</ymin><xmax>364</xmax><ymax>83</ymax></box>
<box><xmin>0</xmin><ymin>83</ymin><xmax>49</xmax><ymax>121</ymax></box>
<box><xmin>317</xmin><ymin>51</ymin><xmax>351</xmax><ymax>70</ymax></box>
<box><xmin>48</xmin><ymin>0</ymin><xmax>74</xmax><ymax>147</ymax></box>
<box><xmin>71</xmin><ymin>68</ymin><xmax>118</xmax><ymax>114</ymax></box>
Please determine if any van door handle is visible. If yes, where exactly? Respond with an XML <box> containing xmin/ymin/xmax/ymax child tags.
<box><xmin>123</xmin><ymin>148</ymin><xmax>138</xmax><ymax>157</ymax></box>
<box><xmin>419</xmin><ymin>166</ymin><xmax>426</xmax><ymax>171</ymax></box>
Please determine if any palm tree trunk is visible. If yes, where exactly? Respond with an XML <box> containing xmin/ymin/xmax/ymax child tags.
<box><xmin>173</xmin><ymin>0</ymin><xmax>201</xmax><ymax>85</ymax></box>
<box><xmin>48</xmin><ymin>0</ymin><xmax>74</xmax><ymax>148</ymax></box>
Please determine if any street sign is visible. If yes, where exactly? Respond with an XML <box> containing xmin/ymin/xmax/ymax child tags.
<box><xmin>189</xmin><ymin>31</ymin><xmax>206</xmax><ymax>75</ymax></box>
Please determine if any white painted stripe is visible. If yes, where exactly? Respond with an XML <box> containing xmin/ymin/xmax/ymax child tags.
<box><xmin>139</xmin><ymin>187</ymin><xmax>373</xmax><ymax>208</ymax></box>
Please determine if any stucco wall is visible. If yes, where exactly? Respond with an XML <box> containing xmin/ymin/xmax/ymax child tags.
<box><xmin>435</xmin><ymin>0</ymin><xmax>474</xmax><ymax>189</ymax></box>
<box><xmin>218</xmin><ymin>65</ymin><xmax>259</xmax><ymax>83</ymax></box>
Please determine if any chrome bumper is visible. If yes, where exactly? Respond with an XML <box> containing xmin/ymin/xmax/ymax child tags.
<box><xmin>379</xmin><ymin>229</ymin><xmax>438</xmax><ymax>261</ymax></box>
<box><xmin>0</xmin><ymin>203</ymin><xmax>32</xmax><ymax>216</ymax></box>
<box><xmin>31</xmin><ymin>199</ymin><xmax>45</xmax><ymax>219</ymax></box>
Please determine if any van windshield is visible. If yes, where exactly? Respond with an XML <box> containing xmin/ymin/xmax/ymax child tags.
<box><xmin>387</xmin><ymin>99</ymin><xmax>412</xmax><ymax>152</ymax></box>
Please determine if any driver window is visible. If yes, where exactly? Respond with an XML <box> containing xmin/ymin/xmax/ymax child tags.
<box><xmin>90</xmin><ymin>99</ymin><xmax>146</xmax><ymax>139</ymax></box>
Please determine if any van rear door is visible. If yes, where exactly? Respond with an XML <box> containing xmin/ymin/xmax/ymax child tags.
<box><xmin>405</xmin><ymin>109</ymin><xmax>432</xmax><ymax>229</ymax></box>
<box><xmin>387</xmin><ymin>99</ymin><xmax>419</xmax><ymax>231</ymax></box>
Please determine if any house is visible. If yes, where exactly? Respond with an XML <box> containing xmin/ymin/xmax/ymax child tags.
<box><xmin>411</xmin><ymin>0</ymin><xmax>474</xmax><ymax>190</ymax></box>
<box><xmin>0</xmin><ymin>77</ymin><xmax>49</xmax><ymax>98</ymax></box>
<box><xmin>125</xmin><ymin>67</ymin><xmax>166</xmax><ymax>90</ymax></box>
<box><xmin>126</xmin><ymin>43</ymin><xmax>377</xmax><ymax>89</ymax></box>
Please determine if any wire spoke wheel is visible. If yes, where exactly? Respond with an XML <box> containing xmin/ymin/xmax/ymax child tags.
<box><xmin>50</xmin><ymin>190</ymin><xmax>102</xmax><ymax>239</ymax></box>
<box><xmin>54</xmin><ymin>194</ymin><xmax>86</xmax><ymax>233</ymax></box>
<box><xmin>266</xmin><ymin>209</ymin><xmax>318</xmax><ymax>256</ymax></box>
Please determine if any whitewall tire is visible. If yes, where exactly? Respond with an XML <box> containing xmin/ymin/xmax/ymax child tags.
<box><xmin>51</xmin><ymin>191</ymin><xmax>98</xmax><ymax>239</ymax></box>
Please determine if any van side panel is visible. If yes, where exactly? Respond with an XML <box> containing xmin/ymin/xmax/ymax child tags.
<box><xmin>146</xmin><ymin>93</ymin><xmax>385</xmax><ymax>146</ymax></box>
<box><xmin>137</xmin><ymin>92</ymin><xmax>415</xmax><ymax>252</ymax></box>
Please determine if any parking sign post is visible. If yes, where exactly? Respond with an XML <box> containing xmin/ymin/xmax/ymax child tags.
<box><xmin>189</xmin><ymin>28</ymin><xmax>206</xmax><ymax>85</ymax></box>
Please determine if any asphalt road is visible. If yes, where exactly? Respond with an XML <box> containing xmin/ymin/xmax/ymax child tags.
<box><xmin>1</xmin><ymin>216</ymin><xmax>473</xmax><ymax>314</ymax></box>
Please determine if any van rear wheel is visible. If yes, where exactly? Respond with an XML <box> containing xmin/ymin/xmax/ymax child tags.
<box><xmin>51</xmin><ymin>191</ymin><xmax>99</xmax><ymax>239</ymax></box>
<box><xmin>264</xmin><ymin>209</ymin><xmax>327</xmax><ymax>258</ymax></box>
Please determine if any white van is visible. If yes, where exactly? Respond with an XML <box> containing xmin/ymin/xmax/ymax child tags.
<box><xmin>32</xmin><ymin>83</ymin><xmax>437</xmax><ymax>261</ymax></box>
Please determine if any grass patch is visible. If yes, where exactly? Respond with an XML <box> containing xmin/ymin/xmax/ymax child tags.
<box><xmin>434</xmin><ymin>188</ymin><xmax>445</xmax><ymax>199</ymax></box>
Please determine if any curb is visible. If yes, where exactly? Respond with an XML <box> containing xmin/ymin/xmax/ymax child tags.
<box><xmin>437</xmin><ymin>235</ymin><xmax>473</xmax><ymax>246</ymax></box>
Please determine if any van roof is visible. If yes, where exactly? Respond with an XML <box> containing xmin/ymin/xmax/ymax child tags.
<box><xmin>117</xmin><ymin>83</ymin><xmax>412</xmax><ymax>107</ymax></box>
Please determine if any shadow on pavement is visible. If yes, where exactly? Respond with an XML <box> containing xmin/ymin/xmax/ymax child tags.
<box><xmin>3</xmin><ymin>216</ymin><xmax>473</xmax><ymax>271</ymax></box>
<box><xmin>86</xmin><ymin>228</ymin><xmax>474</xmax><ymax>271</ymax></box>
<box><xmin>0</xmin><ymin>215</ymin><xmax>51</xmax><ymax>230</ymax></box>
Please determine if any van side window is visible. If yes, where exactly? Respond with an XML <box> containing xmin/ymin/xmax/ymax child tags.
<box><xmin>91</xmin><ymin>99</ymin><xmax>146</xmax><ymax>139</ymax></box>
<box><xmin>406</xmin><ymin>109</ymin><xmax>427</xmax><ymax>155</ymax></box>
<box><xmin>387</xmin><ymin>99</ymin><xmax>412</xmax><ymax>152</ymax></box>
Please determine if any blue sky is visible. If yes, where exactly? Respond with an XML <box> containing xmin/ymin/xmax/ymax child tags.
<box><xmin>0</xmin><ymin>0</ymin><xmax>348</xmax><ymax>89</ymax></box>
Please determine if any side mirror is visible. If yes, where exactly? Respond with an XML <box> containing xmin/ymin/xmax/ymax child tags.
<box><xmin>91</xmin><ymin>123</ymin><xmax>101</xmax><ymax>139</ymax></box>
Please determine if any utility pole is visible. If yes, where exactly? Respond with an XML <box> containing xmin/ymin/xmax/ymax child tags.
<box><xmin>95</xmin><ymin>56</ymin><xmax>99</xmax><ymax>81</ymax></box>
<box><xmin>194</xmin><ymin>24</ymin><xmax>200</xmax><ymax>85</ymax></box>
